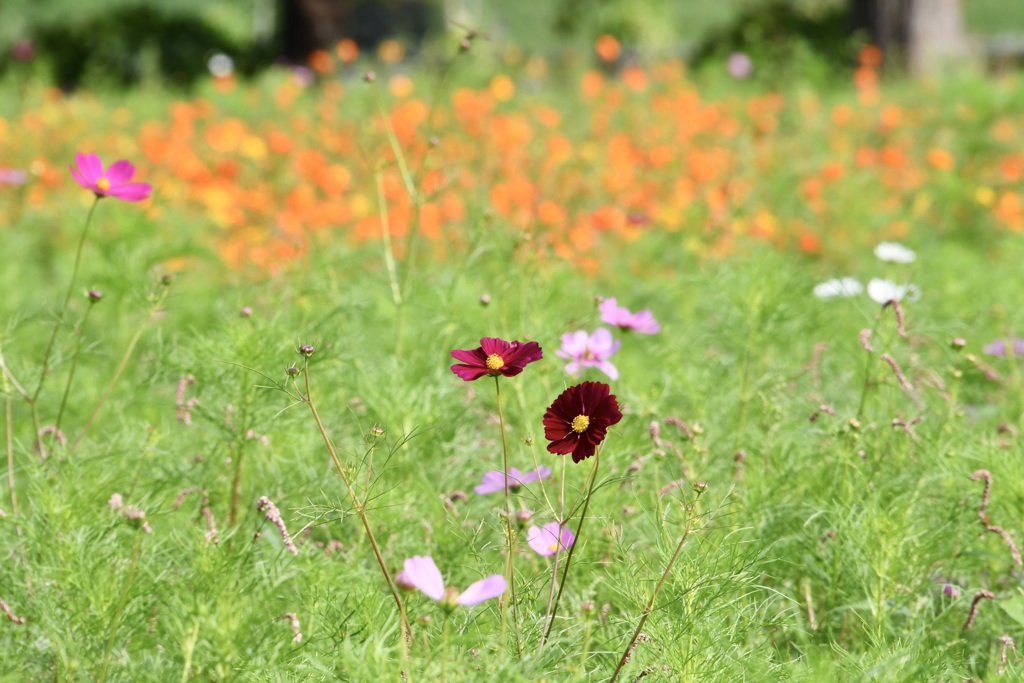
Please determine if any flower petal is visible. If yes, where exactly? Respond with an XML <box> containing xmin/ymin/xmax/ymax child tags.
<box><xmin>105</xmin><ymin>160</ymin><xmax>136</xmax><ymax>185</ymax></box>
<box><xmin>474</xmin><ymin>470</ymin><xmax>507</xmax><ymax>495</ymax></box>
<box><xmin>451</xmin><ymin>364</ymin><xmax>490</xmax><ymax>381</ymax></box>
<box><xmin>403</xmin><ymin>555</ymin><xmax>445</xmax><ymax>601</ymax></box>
<box><xmin>76</xmin><ymin>153</ymin><xmax>103</xmax><ymax>183</ymax></box>
<box><xmin>106</xmin><ymin>182</ymin><xmax>152</xmax><ymax>202</ymax></box>
<box><xmin>456</xmin><ymin>575</ymin><xmax>507</xmax><ymax>606</ymax></box>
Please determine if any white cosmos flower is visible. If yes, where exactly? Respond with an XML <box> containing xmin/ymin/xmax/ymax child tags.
<box><xmin>813</xmin><ymin>277</ymin><xmax>863</xmax><ymax>299</ymax></box>
<box><xmin>867</xmin><ymin>278</ymin><xmax>919</xmax><ymax>304</ymax></box>
<box><xmin>874</xmin><ymin>241</ymin><xmax>916</xmax><ymax>263</ymax></box>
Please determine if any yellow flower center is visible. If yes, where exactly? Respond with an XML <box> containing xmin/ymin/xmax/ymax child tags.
<box><xmin>95</xmin><ymin>177</ymin><xmax>111</xmax><ymax>192</ymax></box>
<box><xmin>485</xmin><ymin>353</ymin><xmax>504</xmax><ymax>371</ymax></box>
<box><xmin>548</xmin><ymin>542</ymin><xmax>559</xmax><ymax>553</ymax></box>
<box><xmin>571</xmin><ymin>415</ymin><xmax>590</xmax><ymax>433</ymax></box>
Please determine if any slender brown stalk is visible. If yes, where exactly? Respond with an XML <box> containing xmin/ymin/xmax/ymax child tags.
<box><xmin>301</xmin><ymin>362</ymin><xmax>412</xmax><ymax>649</ymax></box>
<box><xmin>542</xmin><ymin>450</ymin><xmax>600</xmax><ymax>644</ymax></box>
<box><xmin>608</xmin><ymin>513</ymin><xmax>697</xmax><ymax>683</ymax></box>
<box><xmin>493</xmin><ymin>377</ymin><xmax>522</xmax><ymax>656</ymax></box>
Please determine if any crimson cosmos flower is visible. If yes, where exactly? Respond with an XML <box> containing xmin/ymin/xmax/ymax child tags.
<box><xmin>543</xmin><ymin>381</ymin><xmax>622</xmax><ymax>463</ymax></box>
<box><xmin>450</xmin><ymin>337</ymin><xmax>543</xmax><ymax>381</ymax></box>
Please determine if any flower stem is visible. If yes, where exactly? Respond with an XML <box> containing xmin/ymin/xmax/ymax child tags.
<box><xmin>72</xmin><ymin>279</ymin><xmax>169</xmax><ymax>452</ymax></box>
<box><xmin>54</xmin><ymin>301</ymin><xmax>95</xmax><ymax>435</ymax></box>
<box><xmin>34</xmin><ymin>197</ymin><xmax>99</xmax><ymax>416</ymax></box>
<box><xmin>493</xmin><ymin>376</ymin><xmax>522</xmax><ymax>657</ymax></box>
<box><xmin>98</xmin><ymin>531</ymin><xmax>142</xmax><ymax>683</ymax></box>
<box><xmin>856</xmin><ymin>317</ymin><xmax>882</xmax><ymax>420</ymax></box>
<box><xmin>301</xmin><ymin>362</ymin><xmax>412</xmax><ymax>653</ymax></box>
<box><xmin>542</xmin><ymin>450</ymin><xmax>600</xmax><ymax>645</ymax></box>
<box><xmin>608</xmin><ymin>508</ymin><xmax>697</xmax><ymax>683</ymax></box>
<box><xmin>441</xmin><ymin>614</ymin><xmax>450</xmax><ymax>683</ymax></box>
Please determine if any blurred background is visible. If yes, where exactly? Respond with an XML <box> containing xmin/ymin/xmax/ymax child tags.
<box><xmin>1</xmin><ymin>0</ymin><xmax>1022</xmax><ymax>91</ymax></box>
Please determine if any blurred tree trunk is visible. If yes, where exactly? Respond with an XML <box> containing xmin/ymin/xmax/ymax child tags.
<box><xmin>280</xmin><ymin>0</ymin><xmax>355</xmax><ymax>62</ymax></box>
<box><xmin>850</xmin><ymin>0</ymin><xmax>970</xmax><ymax>74</ymax></box>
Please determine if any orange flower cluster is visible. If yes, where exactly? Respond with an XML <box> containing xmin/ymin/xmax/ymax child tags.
<box><xmin>0</xmin><ymin>53</ymin><xmax>1020</xmax><ymax>274</ymax></box>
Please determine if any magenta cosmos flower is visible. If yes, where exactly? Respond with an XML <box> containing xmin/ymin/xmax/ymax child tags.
<box><xmin>69</xmin><ymin>153</ymin><xmax>152</xmax><ymax>202</ymax></box>
<box><xmin>557</xmin><ymin>329</ymin><xmax>620</xmax><ymax>380</ymax></box>
<box><xmin>527</xmin><ymin>522</ymin><xmax>575</xmax><ymax>557</ymax></box>
<box><xmin>397</xmin><ymin>555</ymin><xmax>506</xmax><ymax>609</ymax></box>
<box><xmin>450</xmin><ymin>337</ymin><xmax>543</xmax><ymax>381</ymax></box>
<box><xmin>543</xmin><ymin>381</ymin><xmax>622</xmax><ymax>463</ymax></box>
<box><xmin>474</xmin><ymin>466</ymin><xmax>551</xmax><ymax>495</ymax></box>
<box><xmin>599</xmin><ymin>298</ymin><xmax>660</xmax><ymax>334</ymax></box>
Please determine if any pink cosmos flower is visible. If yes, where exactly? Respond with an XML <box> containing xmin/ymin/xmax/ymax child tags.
<box><xmin>450</xmin><ymin>337</ymin><xmax>543</xmax><ymax>381</ymax></box>
<box><xmin>557</xmin><ymin>328</ymin><xmax>620</xmax><ymax>380</ymax></box>
<box><xmin>474</xmin><ymin>466</ymin><xmax>551</xmax><ymax>495</ymax></box>
<box><xmin>526</xmin><ymin>522</ymin><xmax>575</xmax><ymax>557</ymax></box>
<box><xmin>401</xmin><ymin>555</ymin><xmax>506</xmax><ymax>608</ymax></box>
<box><xmin>599</xmin><ymin>298</ymin><xmax>661</xmax><ymax>334</ymax></box>
<box><xmin>69</xmin><ymin>153</ymin><xmax>152</xmax><ymax>202</ymax></box>
<box><xmin>0</xmin><ymin>168</ymin><xmax>28</xmax><ymax>186</ymax></box>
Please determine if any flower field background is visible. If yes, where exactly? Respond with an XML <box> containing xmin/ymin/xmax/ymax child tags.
<box><xmin>1</xmin><ymin>25</ymin><xmax>1024</xmax><ymax>682</ymax></box>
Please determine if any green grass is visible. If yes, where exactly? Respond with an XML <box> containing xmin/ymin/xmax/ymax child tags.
<box><xmin>1</xmin><ymin>61</ymin><xmax>1024</xmax><ymax>682</ymax></box>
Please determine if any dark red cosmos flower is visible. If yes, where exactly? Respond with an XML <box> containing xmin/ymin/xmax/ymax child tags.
<box><xmin>543</xmin><ymin>381</ymin><xmax>622</xmax><ymax>463</ymax></box>
<box><xmin>450</xmin><ymin>337</ymin><xmax>543</xmax><ymax>381</ymax></box>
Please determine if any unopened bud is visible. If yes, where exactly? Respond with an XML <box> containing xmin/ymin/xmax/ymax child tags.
<box><xmin>370</xmin><ymin>426</ymin><xmax>385</xmax><ymax>438</ymax></box>
<box><xmin>298</xmin><ymin>344</ymin><xmax>315</xmax><ymax>357</ymax></box>
<box><xmin>88</xmin><ymin>289</ymin><xmax>103</xmax><ymax>303</ymax></box>
<box><xmin>514</xmin><ymin>509</ymin><xmax>533</xmax><ymax>529</ymax></box>
<box><xmin>363</xmin><ymin>71</ymin><xmax>376</xmax><ymax>83</ymax></box>
<box><xmin>286</xmin><ymin>366</ymin><xmax>300</xmax><ymax>377</ymax></box>
<box><xmin>240</xmin><ymin>306</ymin><xmax>253</xmax><ymax>318</ymax></box>
<box><xmin>950</xmin><ymin>338</ymin><xmax>966</xmax><ymax>349</ymax></box>
<box><xmin>692</xmin><ymin>481</ymin><xmax>708</xmax><ymax>494</ymax></box>
<box><xmin>480</xmin><ymin>293</ymin><xmax>491</xmax><ymax>306</ymax></box>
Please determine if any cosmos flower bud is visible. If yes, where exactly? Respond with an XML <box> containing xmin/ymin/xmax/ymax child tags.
<box><xmin>298</xmin><ymin>344</ymin><xmax>315</xmax><ymax>357</ymax></box>
<box><xmin>240</xmin><ymin>306</ymin><xmax>253</xmax><ymax>318</ymax></box>
<box><xmin>514</xmin><ymin>509</ymin><xmax>534</xmax><ymax>529</ymax></box>
<box><xmin>88</xmin><ymin>289</ymin><xmax>103</xmax><ymax>303</ymax></box>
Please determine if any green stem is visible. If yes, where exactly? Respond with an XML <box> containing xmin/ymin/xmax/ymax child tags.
<box><xmin>72</xmin><ymin>280</ymin><xmax>169</xmax><ymax>451</ymax></box>
<box><xmin>229</xmin><ymin>442</ymin><xmax>244</xmax><ymax>527</ymax></box>
<box><xmin>494</xmin><ymin>376</ymin><xmax>521</xmax><ymax>656</ymax></box>
<box><xmin>34</xmin><ymin>197</ymin><xmax>99</xmax><ymax>407</ymax></box>
<box><xmin>302</xmin><ymin>362</ymin><xmax>412</xmax><ymax>652</ymax></box>
<box><xmin>542</xmin><ymin>450</ymin><xmax>600</xmax><ymax>644</ymax></box>
<box><xmin>98</xmin><ymin>532</ymin><xmax>142</xmax><ymax>683</ymax></box>
<box><xmin>441</xmin><ymin>614</ymin><xmax>450</xmax><ymax>683</ymax></box>
<box><xmin>856</xmin><ymin>318</ymin><xmax>882</xmax><ymax>419</ymax></box>
<box><xmin>608</xmin><ymin>509</ymin><xmax>697</xmax><ymax>683</ymax></box>
<box><xmin>54</xmin><ymin>302</ymin><xmax>95</xmax><ymax>435</ymax></box>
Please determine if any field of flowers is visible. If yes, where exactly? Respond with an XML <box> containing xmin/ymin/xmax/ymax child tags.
<box><xmin>1</xmin><ymin>36</ymin><xmax>1024</xmax><ymax>681</ymax></box>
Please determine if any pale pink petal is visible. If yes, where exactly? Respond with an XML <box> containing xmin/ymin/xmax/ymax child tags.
<box><xmin>589</xmin><ymin>328</ymin><xmax>618</xmax><ymax>355</ymax></box>
<box><xmin>597</xmin><ymin>360</ymin><xmax>619</xmax><ymax>380</ymax></box>
<box><xmin>456</xmin><ymin>575</ymin><xmax>506</xmax><ymax>606</ymax></box>
<box><xmin>474</xmin><ymin>471</ymin><xmax>507</xmax><ymax>495</ymax></box>
<box><xmin>403</xmin><ymin>555</ymin><xmax>445</xmax><ymax>601</ymax></box>
<box><xmin>527</xmin><ymin>525</ymin><xmax>557</xmax><ymax>556</ymax></box>
<box><xmin>557</xmin><ymin>330</ymin><xmax>589</xmax><ymax>358</ymax></box>
<box><xmin>519</xmin><ymin>466</ymin><xmax>551</xmax><ymax>484</ymax></box>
